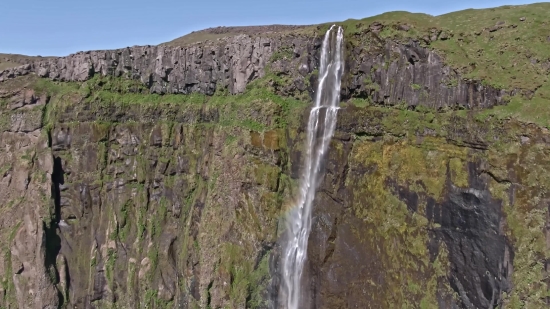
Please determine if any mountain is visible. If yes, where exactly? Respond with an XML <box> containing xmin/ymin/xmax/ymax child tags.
<box><xmin>0</xmin><ymin>3</ymin><xmax>549</xmax><ymax>308</ymax></box>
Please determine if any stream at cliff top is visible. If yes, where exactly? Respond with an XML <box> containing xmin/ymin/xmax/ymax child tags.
<box><xmin>280</xmin><ymin>25</ymin><xmax>344</xmax><ymax>309</ymax></box>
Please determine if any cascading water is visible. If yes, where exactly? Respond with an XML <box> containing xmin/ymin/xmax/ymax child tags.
<box><xmin>280</xmin><ymin>25</ymin><xmax>344</xmax><ymax>309</ymax></box>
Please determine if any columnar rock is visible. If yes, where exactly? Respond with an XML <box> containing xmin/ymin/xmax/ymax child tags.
<box><xmin>0</xmin><ymin>34</ymin><xmax>507</xmax><ymax>110</ymax></box>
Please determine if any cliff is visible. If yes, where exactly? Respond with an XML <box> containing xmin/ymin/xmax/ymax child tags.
<box><xmin>1</xmin><ymin>3</ymin><xmax>550</xmax><ymax>309</ymax></box>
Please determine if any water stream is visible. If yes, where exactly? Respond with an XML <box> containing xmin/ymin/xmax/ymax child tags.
<box><xmin>280</xmin><ymin>25</ymin><xmax>345</xmax><ymax>309</ymax></box>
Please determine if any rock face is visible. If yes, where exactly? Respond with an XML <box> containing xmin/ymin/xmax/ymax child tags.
<box><xmin>0</xmin><ymin>27</ymin><xmax>548</xmax><ymax>309</ymax></box>
<box><xmin>0</xmin><ymin>31</ymin><xmax>508</xmax><ymax>110</ymax></box>
<box><xmin>343</xmin><ymin>40</ymin><xmax>508</xmax><ymax>109</ymax></box>
<box><xmin>0</xmin><ymin>36</ymin><xmax>278</xmax><ymax>95</ymax></box>
<box><xmin>0</xmin><ymin>79</ymin><xmax>60</xmax><ymax>309</ymax></box>
<box><xmin>302</xmin><ymin>108</ymin><xmax>519</xmax><ymax>308</ymax></box>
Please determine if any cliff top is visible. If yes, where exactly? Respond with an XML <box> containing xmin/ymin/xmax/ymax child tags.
<box><xmin>159</xmin><ymin>3</ymin><xmax>550</xmax><ymax>91</ymax></box>
<box><xmin>163</xmin><ymin>25</ymin><xmax>311</xmax><ymax>47</ymax></box>
<box><xmin>337</xmin><ymin>2</ymin><xmax>550</xmax><ymax>90</ymax></box>
<box><xmin>0</xmin><ymin>53</ymin><xmax>53</xmax><ymax>71</ymax></box>
<box><xmin>2</xmin><ymin>2</ymin><xmax>550</xmax><ymax>126</ymax></box>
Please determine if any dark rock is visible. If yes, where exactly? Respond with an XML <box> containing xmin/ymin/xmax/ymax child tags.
<box><xmin>293</xmin><ymin>78</ymin><xmax>306</xmax><ymax>91</ymax></box>
<box><xmin>369</xmin><ymin>22</ymin><xmax>383</xmax><ymax>32</ymax></box>
<box><xmin>14</xmin><ymin>262</ymin><xmax>24</xmax><ymax>274</ymax></box>
<box><xmin>398</xmin><ymin>24</ymin><xmax>410</xmax><ymax>31</ymax></box>
<box><xmin>344</xmin><ymin>41</ymin><xmax>506</xmax><ymax>109</ymax></box>
<box><xmin>430</xmin><ymin>29</ymin><xmax>441</xmax><ymax>41</ymax></box>
<box><xmin>429</xmin><ymin>177</ymin><xmax>513</xmax><ymax>308</ymax></box>
<box><xmin>422</xmin><ymin>35</ymin><xmax>431</xmax><ymax>44</ymax></box>
<box><xmin>439</xmin><ymin>31</ymin><xmax>450</xmax><ymax>40</ymax></box>
<box><xmin>0</xmin><ymin>35</ymin><xmax>282</xmax><ymax>95</ymax></box>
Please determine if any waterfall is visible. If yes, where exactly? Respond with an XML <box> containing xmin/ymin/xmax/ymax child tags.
<box><xmin>280</xmin><ymin>25</ymin><xmax>344</xmax><ymax>309</ymax></box>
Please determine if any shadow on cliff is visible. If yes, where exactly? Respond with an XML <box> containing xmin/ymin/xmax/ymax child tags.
<box><xmin>43</xmin><ymin>154</ymin><xmax>67</xmax><ymax>308</ymax></box>
<box><xmin>392</xmin><ymin>161</ymin><xmax>514</xmax><ymax>308</ymax></box>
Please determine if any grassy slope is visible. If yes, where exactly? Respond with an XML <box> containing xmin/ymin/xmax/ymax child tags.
<box><xmin>0</xmin><ymin>53</ymin><xmax>52</xmax><ymax>71</ymax></box>
<box><xmin>328</xmin><ymin>3</ymin><xmax>550</xmax><ymax>128</ymax></box>
<box><xmin>162</xmin><ymin>25</ymin><xmax>310</xmax><ymax>47</ymax></box>
<box><xmin>433</xmin><ymin>4</ymin><xmax>550</xmax><ymax>128</ymax></box>
<box><xmin>334</xmin><ymin>3</ymin><xmax>549</xmax><ymax>90</ymax></box>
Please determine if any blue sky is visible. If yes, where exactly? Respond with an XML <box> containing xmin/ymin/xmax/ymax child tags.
<box><xmin>0</xmin><ymin>0</ymin><xmax>539</xmax><ymax>56</ymax></box>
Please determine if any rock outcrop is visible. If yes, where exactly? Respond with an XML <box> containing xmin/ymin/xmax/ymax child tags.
<box><xmin>1</xmin><ymin>30</ymin><xmax>508</xmax><ymax>110</ymax></box>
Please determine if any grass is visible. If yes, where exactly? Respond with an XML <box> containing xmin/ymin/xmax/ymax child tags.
<box><xmin>434</xmin><ymin>3</ymin><xmax>550</xmax><ymax>91</ymax></box>
<box><xmin>162</xmin><ymin>25</ymin><xmax>310</xmax><ymax>47</ymax></box>
<box><xmin>35</xmin><ymin>72</ymin><xmax>308</xmax><ymax>132</ymax></box>
<box><xmin>476</xmin><ymin>82</ymin><xmax>550</xmax><ymax>128</ymax></box>
<box><xmin>320</xmin><ymin>4</ymin><xmax>550</xmax><ymax>92</ymax></box>
<box><xmin>0</xmin><ymin>53</ymin><xmax>53</xmax><ymax>71</ymax></box>
<box><xmin>323</xmin><ymin>3</ymin><xmax>550</xmax><ymax>128</ymax></box>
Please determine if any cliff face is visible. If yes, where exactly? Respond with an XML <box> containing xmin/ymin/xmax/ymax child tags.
<box><xmin>1</xmin><ymin>28</ymin><xmax>507</xmax><ymax>109</ymax></box>
<box><xmin>1</xmin><ymin>4</ymin><xmax>550</xmax><ymax>309</ymax></box>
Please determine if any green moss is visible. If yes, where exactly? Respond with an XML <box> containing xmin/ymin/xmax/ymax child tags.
<box><xmin>1</xmin><ymin>223</ymin><xmax>21</xmax><ymax>303</ymax></box>
<box><xmin>136</xmin><ymin>196</ymin><xmax>148</xmax><ymax>244</ymax></box>
<box><xmin>478</xmin><ymin>83</ymin><xmax>550</xmax><ymax>128</ymax></box>
<box><xmin>119</xmin><ymin>201</ymin><xmax>131</xmax><ymax>240</ymax></box>
<box><xmin>35</xmin><ymin>73</ymin><xmax>308</xmax><ymax>133</ymax></box>
<box><xmin>346</xmin><ymin>98</ymin><xmax>371</xmax><ymax>108</ymax></box>
<box><xmin>246</xmin><ymin>253</ymin><xmax>271</xmax><ymax>308</ymax></box>
<box><xmin>143</xmin><ymin>289</ymin><xmax>173</xmax><ymax>309</ymax></box>
<box><xmin>105</xmin><ymin>248</ymin><xmax>117</xmax><ymax>283</ymax></box>
<box><xmin>486</xmin><ymin>141</ymin><xmax>550</xmax><ymax>307</ymax></box>
<box><xmin>448</xmin><ymin>157</ymin><xmax>469</xmax><ymax>188</ymax></box>
<box><xmin>253</xmin><ymin>162</ymin><xmax>281</xmax><ymax>192</ymax></box>
<box><xmin>0</xmin><ymin>164</ymin><xmax>11</xmax><ymax>177</ymax></box>
<box><xmin>346</xmin><ymin>134</ymin><xmax>465</xmax><ymax>307</ymax></box>
<box><xmin>269</xmin><ymin>46</ymin><xmax>294</xmax><ymax>62</ymax></box>
<box><xmin>147</xmin><ymin>245</ymin><xmax>159</xmax><ymax>281</ymax></box>
<box><xmin>225</xmin><ymin>134</ymin><xmax>237</xmax><ymax>145</ymax></box>
<box><xmin>220</xmin><ymin>243</ymin><xmax>253</xmax><ymax>307</ymax></box>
